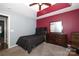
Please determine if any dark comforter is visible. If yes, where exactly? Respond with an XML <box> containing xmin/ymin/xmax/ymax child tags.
<box><xmin>16</xmin><ymin>35</ymin><xmax>45</xmax><ymax>53</ymax></box>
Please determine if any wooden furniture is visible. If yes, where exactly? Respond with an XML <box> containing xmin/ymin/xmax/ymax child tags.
<box><xmin>68</xmin><ymin>49</ymin><xmax>79</xmax><ymax>56</ymax></box>
<box><xmin>72</xmin><ymin>32</ymin><xmax>79</xmax><ymax>49</ymax></box>
<box><xmin>0</xmin><ymin>37</ymin><xmax>4</xmax><ymax>50</ymax></box>
<box><xmin>46</xmin><ymin>32</ymin><xmax>67</xmax><ymax>47</ymax></box>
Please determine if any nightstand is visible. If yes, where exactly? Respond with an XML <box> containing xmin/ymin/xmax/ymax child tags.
<box><xmin>69</xmin><ymin>49</ymin><xmax>79</xmax><ymax>56</ymax></box>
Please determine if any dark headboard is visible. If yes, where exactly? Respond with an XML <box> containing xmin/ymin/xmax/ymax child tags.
<box><xmin>35</xmin><ymin>27</ymin><xmax>47</xmax><ymax>35</ymax></box>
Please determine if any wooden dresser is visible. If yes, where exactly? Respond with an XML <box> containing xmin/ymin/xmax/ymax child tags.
<box><xmin>46</xmin><ymin>32</ymin><xmax>67</xmax><ymax>47</ymax></box>
<box><xmin>72</xmin><ymin>32</ymin><xmax>79</xmax><ymax>49</ymax></box>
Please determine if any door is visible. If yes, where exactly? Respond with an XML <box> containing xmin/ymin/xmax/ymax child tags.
<box><xmin>0</xmin><ymin>21</ymin><xmax>4</xmax><ymax>38</ymax></box>
<box><xmin>0</xmin><ymin>16</ymin><xmax>8</xmax><ymax>50</ymax></box>
<box><xmin>0</xmin><ymin>21</ymin><xmax>4</xmax><ymax>49</ymax></box>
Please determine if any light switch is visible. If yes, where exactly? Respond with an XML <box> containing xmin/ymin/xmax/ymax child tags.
<box><xmin>11</xmin><ymin>29</ymin><xmax>14</xmax><ymax>32</ymax></box>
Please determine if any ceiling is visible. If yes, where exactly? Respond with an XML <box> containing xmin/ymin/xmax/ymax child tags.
<box><xmin>0</xmin><ymin>1</ymin><xmax>57</xmax><ymax>18</ymax></box>
<box><xmin>0</xmin><ymin>2</ymin><xmax>56</xmax><ymax>17</ymax></box>
<box><xmin>0</xmin><ymin>0</ymin><xmax>57</xmax><ymax>12</ymax></box>
<box><xmin>0</xmin><ymin>3</ymin><xmax>79</xmax><ymax>19</ymax></box>
<box><xmin>37</xmin><ymin>3</ymin><xmax>79</xmax><ymax>19</ymax></box>
<box><xmin>0</xmin><ymin>3</ymin><xmax>36</xmax><ymax>18</ymax></box>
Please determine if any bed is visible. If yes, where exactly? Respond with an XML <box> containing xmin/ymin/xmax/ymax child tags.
<box><xmin>16</xmin><ymin>27</ymin><xmax>47</xmax><ymax>53</ymax></box>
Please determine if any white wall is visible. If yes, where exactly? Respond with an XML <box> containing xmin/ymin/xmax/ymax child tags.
<box><xmin>0</xmin><ymin>10</ymin><xmax>36</xmax><ymax>48</ymax></box>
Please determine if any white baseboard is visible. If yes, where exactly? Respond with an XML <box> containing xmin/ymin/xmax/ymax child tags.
<box><xmin>9</xmin><ymin>44</ymin><xmax>18</xmax><ymax>49</ymax></box>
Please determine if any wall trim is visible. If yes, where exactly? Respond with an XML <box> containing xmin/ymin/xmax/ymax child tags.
<box><xmin>9</xmin><ymin>44</ymin><xmax>17</xmax><ymax>48</ymax></box>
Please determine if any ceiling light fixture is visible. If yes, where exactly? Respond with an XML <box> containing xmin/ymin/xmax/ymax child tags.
<box><xmin>29</xmin><ymin>3</ymin><xmax>52</xmax><ymax>11</ymax></box>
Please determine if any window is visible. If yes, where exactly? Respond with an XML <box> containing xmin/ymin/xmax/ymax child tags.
<box><xmin>50</xmin><ymin>21</ymin><xmax>63</xmax><ymax>32</ymax></box>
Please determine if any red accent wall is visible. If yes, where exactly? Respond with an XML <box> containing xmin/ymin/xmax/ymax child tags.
<box><xmin>37</xmin><ymin>9</ymin><xmax>79</xmax><ymax>43</ymax></box>
<box><xmin>37</xmin><ymin>3</ymin><xmax>71</xmax><ymax>17</ymax></box>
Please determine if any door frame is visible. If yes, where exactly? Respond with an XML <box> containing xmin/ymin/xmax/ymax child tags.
<box><xmin>0</xmin><ymin>13</ymin><xmax>10</xmax><ymax>48</ymax></box>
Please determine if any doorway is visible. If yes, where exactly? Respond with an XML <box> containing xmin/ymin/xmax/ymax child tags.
<box><xmin>0</xmin><ymin>15</ymin><xmax>8</xmax><ymax>50</ymax></box>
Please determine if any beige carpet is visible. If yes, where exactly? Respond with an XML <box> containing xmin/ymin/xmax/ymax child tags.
<box><xmin>0</xmin><ymin>42</ymin><xmax>70</xmax><ymax>56</ymax></box>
